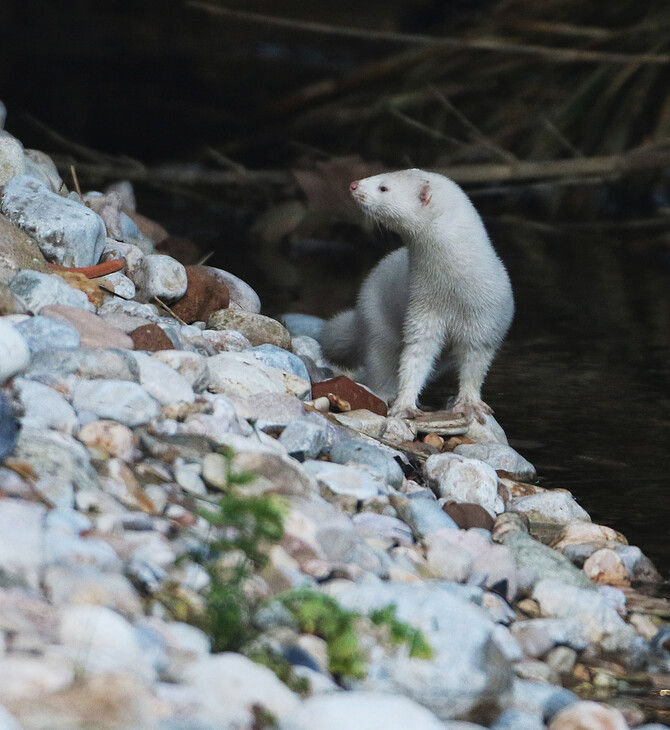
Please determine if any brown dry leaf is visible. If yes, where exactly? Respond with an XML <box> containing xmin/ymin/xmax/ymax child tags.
<box><xmin>53</xmin><ymin>271</ymin><xmax>104</xmax><ymax>307</ymax></box>
<box><xmin>293</xmin><ymin>155</ymin><xmax>386</xmax><ymax>222</ymax></box>
<box><xmin>327</xmin><ymin>393</ymin><xmax>351</xmax><ymax>412</ymax></box>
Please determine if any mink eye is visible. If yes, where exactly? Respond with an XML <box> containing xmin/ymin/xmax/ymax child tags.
<box><xmin>379</xmin><ymin>185</ymin><xmax>388</xmax><ymax>192</ymax></box>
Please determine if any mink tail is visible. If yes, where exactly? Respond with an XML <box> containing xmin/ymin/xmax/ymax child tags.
<box><xmin>318</xmin><ymin>309</ymin><xmax>362</xmax><ymax>370</ymax></box>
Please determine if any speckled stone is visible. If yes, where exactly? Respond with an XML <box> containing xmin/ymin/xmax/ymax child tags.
<box><xmin>1</xmin><ymin>175</ymin><xmax>106</xmax><ymax>267</ymax></box>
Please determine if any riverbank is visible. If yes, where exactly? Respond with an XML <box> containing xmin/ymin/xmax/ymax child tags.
<box><xmin>0</xmin><ymin>117</ymin><xmax>669</xmax><ymax>729</ymax></box>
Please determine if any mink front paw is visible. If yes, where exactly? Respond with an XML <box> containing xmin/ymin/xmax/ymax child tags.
<box><xmin>450</xmin><ymin>399</ymin><xmax>493</xmax><ymax>424</ymax></box>
<box><xmin>389</xmin><ymin>403</ymin><xmax>424</xmax><ymax>419</ymax></box>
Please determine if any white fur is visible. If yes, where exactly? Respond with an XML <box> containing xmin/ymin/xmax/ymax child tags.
<box><xmin>319</xmin><ymin>169</ymin><xmax>514</xmax><ymax>421</ymax></box>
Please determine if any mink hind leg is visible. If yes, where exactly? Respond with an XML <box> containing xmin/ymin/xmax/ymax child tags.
<box><xmin>449</xmin><ymin>343</ymin><xmax>497</xmax><ymax>424</ymax></box>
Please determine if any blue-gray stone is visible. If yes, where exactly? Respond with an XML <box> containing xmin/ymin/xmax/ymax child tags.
<box><xmin>72</xmin><ymin>379</ymin><xmax>159</xmax><ymax>427</ymax></box>
<box><xmin>16</xmin><ymin>315</ymin><xmax>80</xmax><ymax>353</ymax></box>
<box><xmin>26</xmin><ymin>347</ymin><xmax>140</xmax><ymax>383</ymax></box>
<box><xmin>329</xmin><ymin>440</ymin><xmax>404</xmax><ymax>488</ymax></box>
<box><xmin>279</xmin><ymin>414</ymin><xmax>331</xmax><ymax>458</ymax></box>
<box><xmin>9</xmin><ymin>270</ymin><xmax>94</xmax><ymax>313</ymax></box>
<box><xmin>503</xmin><ymin>531</ymin><xmax>594</xmax><ymax>592</ymax></box>
<box><xmin>394</xmin><ymin>497</ymin><xmax>458</xmax><ymax>538</ymax></box>
<box><xmin>491</xmin><ymin>709</ymin><xmax>545</xmax><ymax>730</ymax></box>
<box><xmin>249</xmin><ymin>344</ymin><xmax>311</xmax><ymax>383</ymax></box>
<box><xmin>0</xmin><ymin>392</ymin><xmax>18</xmax><ymax>461</ymax></box>
<box><xmin>1</xmin><ymin>174</ymin><xmax>106</xmax><ymax>267</ymax></box>
<box><xmin>281</xmin><ymin>313</ymin><xmax>325</xmax><ymax>339</ymax></box>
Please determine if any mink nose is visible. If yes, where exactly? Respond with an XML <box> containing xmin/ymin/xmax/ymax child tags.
<box><xmin>350</xmin><ymin>180</ymin><xmax>359</xmax><ymax>192</ymax></box>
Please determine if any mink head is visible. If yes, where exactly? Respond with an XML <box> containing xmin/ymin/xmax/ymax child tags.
<box><xmin>349</xmin><ymin>168</ymin><xmax>449</xmax><ymax>235</ymax></box>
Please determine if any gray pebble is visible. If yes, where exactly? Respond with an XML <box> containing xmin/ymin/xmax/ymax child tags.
<box><xmin>329</xmin><ymin>439</ymin><xmax>404</xmax><ymax>488</ymax></box>
<box><xmin>2</xmin><ymin>175</ymin><xmax>106</xmax><ymax>267</ymax></box>
<box><xmin>15</xmin><ymin>315</ymin><xmax>80</xmax><ymax>353</ymax></box>
<box><xmin>9</xmin><ymin>270</ymin><xmax>94</xmax><ymax>314</ymax></box>
<box><xmin>72</xmin><ymin>379</ymin><xmax>159</xmax><ymax>427</ymax></box>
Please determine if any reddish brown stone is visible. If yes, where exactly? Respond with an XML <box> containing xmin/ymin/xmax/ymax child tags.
<box><xmin>312</xmin><ymin>375</ymin><xmax>387</xmax><ymax>417</ymax></box>
<box><xmin>129</xmin><ymin>323</ymin><xmax>175</xmax><ymax>351</ymax></box>
<box><xmin>442</xmin><ymin>501</ymin><xmax>495</xmax><ymax>531</ymax></box>
<box><xmin>169</xmin><ymin>266</ymin><xmax>230</xmax><ymax>324</ymax></box>
<box><xmin>156</xmin><ymin>236</ymin><xmax>203</xmax><ymax>265</ymax></box>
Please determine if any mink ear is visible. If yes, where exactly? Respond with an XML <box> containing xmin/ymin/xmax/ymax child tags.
<box><xmin>419</xmin><ymin>183</ymin><xmax>432</xmax><ymax>207</ymax></box>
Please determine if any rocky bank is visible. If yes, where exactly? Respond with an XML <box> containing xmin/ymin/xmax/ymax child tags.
<box><xmin>0</xmin><ymin>109</ymin><xmax>669</xmax><ymax>730</ymax></box>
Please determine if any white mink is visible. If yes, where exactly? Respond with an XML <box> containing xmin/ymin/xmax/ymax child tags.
<box><xmin>319</xmin><ymin>168</ymin><xmax>514</xmax><ymax>423</ymax></box>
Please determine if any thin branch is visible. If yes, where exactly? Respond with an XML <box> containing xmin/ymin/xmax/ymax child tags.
<box><xmin>429</xmin><ymin>85</ymin><xmax>517</xmax><ymax>163</ymax></box>
<box><xmin>187</xmin><ymin>2</ymin><xmax>670</xmax><ymax>66</ymax></box>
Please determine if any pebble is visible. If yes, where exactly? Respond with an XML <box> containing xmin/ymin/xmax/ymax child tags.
<box><xmin>204</xmin><ymin>266</ymin><xmax>261</xmax><ymax>313</ymax></box>
<box><xmin>72</xmin><ymin>379</ymin><xmax>159</xmax><ymax>426</ymax></box>
<box><xmin>2</xmin><ymin>175</ymin><xmax>106</xmax><ymax>267</ymax></box>
<box><xmin>280</xmin><ymin>692</ymin><xmax>445</xmax><ymax>730</ymax></box>
<box><xmin>548</xmin><ymin>700</ymin><xmax>629</xmax><ymax>730</ymax></box>
<box><xmin>444</xmin><ymin>501</ymin><xmax>495</xmax><ymax>531</ymax></box>
<box><xmin>96</xmin><ymin>269</ymin><xmax>136</xmax><ymax>299</ymax></box>
<box><xmin>510</xmin><ymin>618</ymin><xmax>588</xmax><ymax>657</ymax></box>
<box><xmin>169</xmin><ymin>265</ymin><xmax>230</xmax><ymax>323</ymax></box>
<box><xmin>23</xmin><ymin>149</ymin><xmax>63</xmax><ymax>192</ymax></box>
<box><xmin>249</xmin><ymin>343</ymin><xmax>311</xmax><ymax>383</ymax></box>
<box><xmin>40</xmin><ymin>304</ymin><xmax>134</xmax><ymax>349</ymax></box>
<box><xmin>15</xmin><ymin>314</ymin><xmax>81</xmax><ymax>353</ymax></box>
<box><xmin>59</xmin><ymin>604</ymin><xmax>150</xmax><ymax>678</ymax></box>
<box><xmin>207</xmin><ymin>351</ymin><xmax>311</xmax><ymax>399</ymax></box>
<box><xmin>330</xmin><ymin>439</ymin><xmax>404</xmax><ymax>488</ymax></box>
<box><xmin>0</xmin><ymin>214</ymin><xmax>49</xmax><ymax>286</ymax></box>
<box><xmin>26</xmin><ymin>346</ymin><xmax>140</xmax><ymax>385</ymax></box>
<box><xmin>132</xmin><ymin>254</ymin><xmax>188</xmax><ymax>303</ymax></box>
<box><xmin>131</xmin><ymin>351</ymin><xmax>195</xmax><ymax>405</ymax></box>
<box><xmin>424</xmin><ymin>452</ymin><xmax>503</xmax><ymax>518</ymax></box>
<box><xmin>392</xmin><ymin>494</ymin><xmax>458</xmax><ymax>538</ymax></box>
<box><xmin>0</xmin><ymin>319</ymin><xmax>30</xmax><ymax>382</ymax></box>
<box><xmin>326</xmin><ymin>580</ymin><xmax>512</xmax><ymax>721</ymax></box>
<box><xmin>279</xmin><ymin>416</ymin><xmax>332</xmax><ymax>458</ymax></box>
<box><xmin>9</xmin><ymin>270</ymin><xmax>95</xmax><ymax>314</ymax></box>
<box><xmin>508</xmin><ymin>490</ymin><xmax>591</xmax><ymax>523</ymax></box>
<box><xmin>234</xmin><ymin>392</ymin><xmax>305</xmax><ymax>430</ymax></box>
<box><xmin>533</xmin><ymin>579</ymin><xmax>637</xmax><ymax>649</ymax></box>
<box><xmin>302</xmin><ymin>459</ymin><xmax>384</xmax><ymax>500</ymax></box>
<box><xmin>77</xmin><ymin>420</ymin><xmax>137</xmax><ymax>461</ymax></box>
<box><xmin>280</xmin><ymin>313</ymin><xmax>325</xmax><ymax>340</ymax></box>
<box><xmin>151</xmin><ymin>349</ymin><xmax>209</xmax><ymax>392</ymax></box>
<box><xmin>0</xmin><ymin>131</ymin><xmax>26</xmax><ymax>186</ymax></box>
<box><xmin>13</xmin><ymin>378</ymin><xmax>78</xmax><ymax>434</ymax></box>
<box><xmin>183</xmin><ymin>652</ymin><xmax>299</xmax><ymax>726</ymax></box>
<box><xmin>454</xmin><ymin>442</ymin><xmax>537</xmax><ymax>481</ymax></box>
<box><xmin>332</xmin><ymin>408</ymin><xmax>388</xmax><ymax>438</ymax></box>
<box><xmin>14</xmin><ymin>426</ymin><xmax>98</xmax><ymax>491</ymax></box>
<box><xmin>129</xmin><ymin>322</ymin><xmax>175</xmax><ymax>351</ymax></box>
<box><xmin>503</xmin><ymin>532</ymin><xmax>594</xmax><ymax>592</ymax></box>
<box><xmin>0</xmin><ymin>500</ymin><xmax>47</xmax><ymax>589</ymax></box>
<box><xmin>208</xmin><ymin>308</ymin><xmax>291</xmax><ymax>349</ymax></box>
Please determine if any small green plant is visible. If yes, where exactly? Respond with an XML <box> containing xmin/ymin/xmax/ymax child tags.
<box><xmin>278</xmin><ymin>589</ymin><xmax>367</xmax><ymax>680</ymax></box>
<box><xmin>246</xmin><ymin>646</ymin><xmax>311</xmax><ymax>696</ymax></box>
<box><xmin>180</xmin><ymin>447</ymin><xmax>287</xmax><ymax>652</ymax></box>
<box><xmin>276</xmin><ymin>589</ymin><xmax>433</xmax><ymax>681</ymax></box>
<box><xmin>369</xmin><ymin>604</ymin><xmax>433</xmax><ymax>659</ymax></box>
